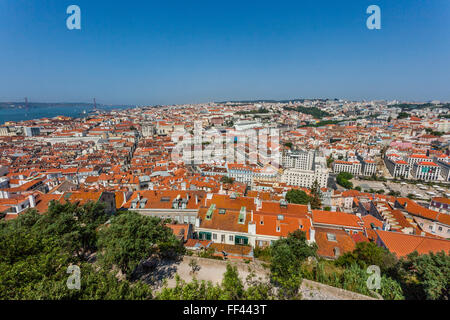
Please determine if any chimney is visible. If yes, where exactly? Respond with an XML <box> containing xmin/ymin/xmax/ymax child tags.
<box><xmin>309</xmin><ymin>228</ymin><xmax>316</xmax><ymax>243</ymax></box>
<box><xmin>28</xmin><ymin>194</ymin><xmax>36</xmax><ymax>208</ymax></box>
<box><xmin>248</xmin><ymin>222</ymin><xmax>256</xmax><ymax>235</ymax></box>
<box><xmin>334</xmin><ymin>247</ymin><xmax>340</xmax><ymax>258</ymax></box>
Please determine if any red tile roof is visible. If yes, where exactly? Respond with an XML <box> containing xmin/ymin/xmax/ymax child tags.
<box><xmin>312</xmin><ymin>210</ymin><xmax>363</xmax><ymax>229</ymax></box>
<box><xmin>376</xmin><ymin>229</ymin><xmax>450</xmax><ymax>257</ymax></box>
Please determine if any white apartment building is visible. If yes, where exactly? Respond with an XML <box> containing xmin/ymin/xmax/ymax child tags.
<box><xmin>407</xmin><ymin>154</ymin><xmax>433</xmax><ymax>172</ymax></box>
<box><xmin>361</xmin><ymin>159</ymin><xmax>377</xmax><ymax>176</ymax></box>
<box><xmin>281</xmin><ymin>151</ymin><xmax>329</xmax><ymax>188</ymax></box>
<box><xmin>385</xmin><ymin>157</ymin><xmax>410</xmax><ymax>178</ymax></box>
<box><xmin>434</xmin><ymin>155</ymin><xmax>450</xmax><ymax>182</ymax></box>
<box><xmin>332</xmin><ymin>160</ymin><xmax>361</xmax><ymax>176</ymax></box>
<box><xmin>281</xmin><ymin>167</ymin><xmax>328</xmax><ymax>188</ymax></box>
<box><xmin>282</xmin><ymin>150</ymin><xmax>314</xmax><ymax>171</ymax></box>
<box><xmin>412</xmin><ymin>161</ymin><xmax>441</xmax><ymax>181</ymax></box>
<box><xmin>226</xmin><ymin>163</ymin><xmax>254</xmax><ymax>185</ymax></box>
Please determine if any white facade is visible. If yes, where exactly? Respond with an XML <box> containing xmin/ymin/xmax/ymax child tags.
<box><xmin>333</xmin><ymin>161</ymin><xmax>361</xmax><ymax>175</ymax></box>
<box><xmin>412</xmin><ymin>162</ymin><xmax>441</xmax><ymax>181</ymax></box>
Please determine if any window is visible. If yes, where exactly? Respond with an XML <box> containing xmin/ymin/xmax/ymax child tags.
<box><xmin>438</xmin><ymin>226</ymin><xmax>443</xmax><ymax>231</ymax></box>
<box><xmin>229</xmin><ymin>235</ymin><xmax>234</xmax><ymax>241</ymax></box>
<box><xmin>221</xmin><ymin>234</ymin><xmax>225</xmax><ymax>242</ymax></box>
<box><xmin>213</xmin><ymin>233</ymin><xmax>217</xmax><ymax>240</ymax></box>
<box><xmin>276</xmin><ymin>226</ymin><xmax>280</xmax><ymax>232</ymax></box>
<box><xmin>327</xmin><ymin>233</ymin><xmax>337</xmax><ymax>241</ymax></box>
<box><xmin>260</xmin><ymin>220</ymin><xmax>264</xmax><ymax>225</ymax></box>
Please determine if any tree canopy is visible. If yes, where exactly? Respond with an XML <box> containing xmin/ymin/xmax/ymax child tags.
<box><xmin>0</xmin><ymin>204</ymin><xmax>153</xmax><ymax>300</ymax></box>
<box><xmin>270</xmin><ymin>230</ymin><xmax>317</xmax><ymax>299</ymax></box>
<box><xmin>97</xmin><ymin>211</ymin><xmax>184</xmax><ymax>278</ymax></box>
<box><xmin>285</xmin><ymin>189</ymin><xmax>310</xmax><ymax>205</ymax></box>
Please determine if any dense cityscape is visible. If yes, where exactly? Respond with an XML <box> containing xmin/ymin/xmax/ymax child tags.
<box><xmin>1</xmin><ymin>99</ymin><xmax>449</xmax><ymax>301</ymax></box>
<box><xmin>1</xmin><ymin>0</ymin><xmax>449</xmax><ymax>309</ymax></box>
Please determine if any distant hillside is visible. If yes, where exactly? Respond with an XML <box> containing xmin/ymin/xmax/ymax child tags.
<box><xmin>0</xmin><ymin>102</ymin><xmax>94</xmax><ymax>109</ymax></box>
<box><xmin>216</xmin><ymin>98</ymin><xmax>332</xmax><ymax>104</ymax></box>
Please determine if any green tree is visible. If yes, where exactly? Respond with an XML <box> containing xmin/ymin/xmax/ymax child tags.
<box><xmin>0</xmin><ymin>209</ymin><xmax>152</xmax><ymax>300</ymax></box>
<box><xmin>34</xmin><ymin>200</ymin><xmax>109</xmax><ymax>260</ymax></box>
<box><xmin>309</xmin><ymin>179</ymin><xmax>322</xmax><ymax>210</ymax></box>
<box><xmin>155</xmin><ymin>275</ymin><xmax>223</xmax><ymax>300</ymax></box>
<box><xmin>335</xmin><ymin>242</ymin><xmax>398</xmax><ymax>274</ymax></box>
<box><xmin>220</xmin><ymin>176</ymin><xmax>234</xmax><ymax>184</ymax></box>
<box><xmin>326</xmin><ymin>156</ymin><xmax>334</xmax><ymax>168</ymax></box>
<box><xmin>336</xmin><ymin>172</ymin><xmax>353</xmax><ymax>189</ymax></box>
<box><xmin>270</xmin><ymin>230</ymin><xmax>317</xmax><ymax>299</ymax></box>
<box><xmin>97</xmin><ymin>211</ymin><xmax>184</xmax><ymax>278</ymax></box>
<box><xmin>221</xmin><ymin>264</ymin><xmax>244</xmax><ymax>300</ymax></box>
<box><xmin>399</xmin><ymin>251</ymin><xmax>450</xmax><ymax>300</ymax></box>
<box><xmin>397</xmin><ymin>112</ymin><xmax>409</xmax><ymax>119</ymax></box>
<box><xmin>285</xmin><ymin>189</ymin><xmax>309</xmax><ymax>205</ymax></box>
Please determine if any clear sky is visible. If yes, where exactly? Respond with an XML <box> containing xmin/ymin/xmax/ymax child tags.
<box><xmin>0</xmin><ymin>0</ymin><xmax>449</xmax><ymax>105</ymax></box>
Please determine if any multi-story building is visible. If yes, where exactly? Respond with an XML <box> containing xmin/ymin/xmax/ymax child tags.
<box><xmin>385</xmin><ymin>157</ymin><xmax>410</xmax><ymax>178</ymax></box>
<box><xmin>332</xmin><ymin>160</ymin><xmax>361</xmax><ymax>176</ymax></box>
<box><xmin>407</xmin><ymin>154</ymin><xmax>433</xmax><ymax>172</ymax></box>
<box><xmin>123</xmin><ymin>190</ymin><xmax>205</xmax><ymax>224</ymax></box>
<box><xmin>411</xmin><ymin>161</ymin><xmax>441</xmax><ymax>181</ymax></box>
<box><xmin>226</xmin><ymin>163</ymin><xmax>254</xmax><ymax>185</ymax></box>
<box><xmin>361</xmin><ymin>159</ymin><xmax>377</xmax><ymax>176</ymax></box>
<box><xmin>141</xmin><ymin>125</ymin><xmax>155</xmax><ymax>137</ymax></box>
<box><xmin>281</xmin><ymin>166</ymin><xmax>328</xmax><ymax>188</ymax></box>
<box><xmin>430</xmin><ymin>197</ymin><xmax>450</xmax><ymax>214</ymax></box>
<box><xmin>282</xmin><ymin>150</ymin><xmax>314</xmax><ymax>171</ymax></box>
<box><xmin>194</xmin><ymin>194</ymin><xmax>315</xmax><ymax>248</ymax></box>
<box><xmin>24</xmin><ymin>127</ymin><xmax>40</xmax><ymax>137</ymax></box>
<box><xmin>281</xmin><ymin>154</ymin><xmax>329</xmax><ymax>188</ymax></box>
<box><xmin>434</xmin><ymin>155</ymin><xmax>450</xmax><ymax>182</ymax></box>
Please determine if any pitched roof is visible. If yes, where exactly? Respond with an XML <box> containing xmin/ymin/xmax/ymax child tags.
<box><xmin>312</xmin><ymin>210</ymin><xmax>363</xmax><ymax>229</ymax></box>
<box><xmin>254</xmin><ymin>212</ymin><xmax>312</xmax><ymax>239</ymax></box>
<box><xmin>314</xmin><ymin>227</ymin><xmax>356</xmax><ymax>259</ymax></box>
<box><xmin>397</xmin><ymin>198</ymin><xmax>450</xmax><ymax>225</ymax></box>
<box><xmin>375</xmin><ymin>229</ymin><xmax>450</xmax><ymax>257</ymax></box>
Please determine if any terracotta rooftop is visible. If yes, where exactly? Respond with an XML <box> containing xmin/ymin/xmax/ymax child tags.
<box><xmin>376</xmin><ymin>229</ymin><xmax>450</xmax><ymax>257</ymax></box>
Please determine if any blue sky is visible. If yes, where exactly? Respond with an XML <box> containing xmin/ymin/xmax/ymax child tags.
<box><xmin>0</xmin><ymin>0</ymin><xmax>449</xmax><ymax>105</ymax></box>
